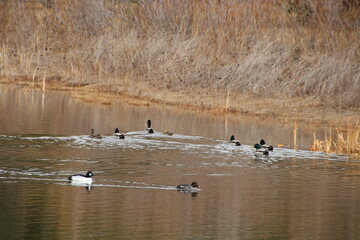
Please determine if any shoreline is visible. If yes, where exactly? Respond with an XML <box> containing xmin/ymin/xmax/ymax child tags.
<box><xmin>2</xmin><ymin>78</ymin><xmax>359</xmax><ymax>128</ymax></box>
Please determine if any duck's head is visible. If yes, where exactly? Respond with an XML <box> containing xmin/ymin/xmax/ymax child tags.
<box><xmin>191</xmin><ymin>182</ymin><xmax>199</xmax><ymax>188</ymax></box>
<box><xmin>260</xmin><ymin>139</ymin><xmax>265</xmax><ymax>145</ymax></box>
<box><xmin>147</xmin><ymin>119</ymin><xmax>152</xmax><ymax>128</ymax></box>
<box><xmin>85</xmin><ymin>171</ymin><xmax>94</xmax><ymax>177</ymax></box>
<box><xmin>115</xmin><ymin>128</ymin><xmax>119</xmax><ymax>133</ymax></box>
<box><xmin>91</xmin><ymin>129</ymin><xmax>94</xmax><ymax>134</ymax></box>
<box><xmin>253</xmin><ymin>143</ymin><xmax>262</xmax><ymax>150</ymax></box>
<box><xmin>230</xmin><ymin>135</ymin><xmax>235</xmax><ymax>141</ymax></box>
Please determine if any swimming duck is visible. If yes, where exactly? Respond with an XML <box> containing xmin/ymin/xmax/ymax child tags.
<box><xmin>253</xmin><ymin>143</ymin><xmax>269</xmax><ymax>155</ymax></box>
<box><xmin>146</xmin><ymin>120</ymin><xmax>154</xmax><ymax>134</ymax></box>
<box><xmin>90</xmin><ymin>129</ymin><xmax>102</xmax><ymax>139</ymax></box>
<box><xmin>114</xmin><ymin>128</ymin><xmax>125</xmax><ymax>139</ymax></box>
<box><xmin>176</xmin><ymin>181</ymin><xmax>200</xmax><ymax>192</ymax></box>
<box><xmin>68</xmin><ymin>171</ymin><xmax>94</xmax><ymax>183</ymax></box>
<box><xmin>260</xmin><ymin>139</ymin><xmax>273</xmax><ymax>151</ymax></box>
<box><xmin>230</xmin><ymin>135</ymin><xmax>241</xmax><ymax>146</ymax></box>
<box><xmin>162</xmin><ymin>130</ymin><xmax>173</xmax><ymax>136</ymax></box>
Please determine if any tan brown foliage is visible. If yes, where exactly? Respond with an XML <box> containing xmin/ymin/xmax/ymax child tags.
<box><xmin>0</xmin><ymin>0</ymin><xmax>359</xmax><ymax>108</ymax></box>
<box><xmin>311</xmin><ymin>122</ymin><xmax>360</xmax><ymax>156</ymax></box>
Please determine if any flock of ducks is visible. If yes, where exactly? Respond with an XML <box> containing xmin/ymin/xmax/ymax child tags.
<box><xmin>75</xmin><ymin>119</ymin><xmax>275</xmax><ymax>192</ymax></box>
<box><xmin>90</xmin><ymin>120</ymin><xmax>173</xmax><ymax>139</ymax></box>
<box><xmin>91</xmin><ymin>119</ymin><xmax>274</xmax><ymax>155</ymax></box>
<box><xmin>71</xmin><ymin>119</ymin><xmax>198</xmax><ymax>192</ymax></box>
<box><xmin>229</xmin><ymin>135</ymin><xmax>273</xmax><ymax>155</ymax></box>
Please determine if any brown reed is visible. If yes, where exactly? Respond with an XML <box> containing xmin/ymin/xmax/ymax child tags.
<box><xmin>311</xmin><ymin>122</ymin><xmax>360</xmax><ymax>156</ymax></box>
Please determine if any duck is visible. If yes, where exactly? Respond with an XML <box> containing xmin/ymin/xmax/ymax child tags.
<box><xmin>176</xmin><ymin>181</ymin><xmax>200</xmax><ymax>192</ymax></box>
<box><xmin>260</xmin><ymin>139</ymin><xmax>273</xmax><ymax>151</ymax></box>
<box><xmin>90</xmin><ymin>129</ymin><xmax>102</xmax><ymax>139</ymax></box>
<box><xmin>162</xmin><ymin>130</ymin><xmax>173</xmax><ymax>136</ymax></box>
<box><xmin>146</xmin><ymin>120</ymin><xmax>154</xmax><ymax>134</ymax></box>
<box><xmin>230</xmin><ymin>135</ymin><xmax>241</xmax><ymax>146</ymax></box>
<box><xmin>114</xmin><ymin>128</ymin><xmax>125</xmax><ymax>139</ymax></box>
<box><xmin>68</xmin><ymin>171</ymin><xmax>94</xmax><ymax>183</ymax></box>
<box><xmin>253</xmin><ymin>143</ymin><xmax>269</xmax><ymax>155</ymax></box>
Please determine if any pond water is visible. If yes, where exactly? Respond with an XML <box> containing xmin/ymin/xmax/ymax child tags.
<box><xmin>0</xmin><ymin>84</ymin><xmax>359</xmax><ymax>239</ymax></box>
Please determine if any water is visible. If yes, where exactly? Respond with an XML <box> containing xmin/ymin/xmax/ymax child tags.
<box><xmin>0</xmin><ymin>84</ymin><xmax>360</xmax><ymax>239</ymax></box>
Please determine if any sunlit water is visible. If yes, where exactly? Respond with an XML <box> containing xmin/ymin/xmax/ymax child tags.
<box><xmin>0</xmin><ymin>84</ymin><xmax>360</xmax><ymax>239</ymax></box>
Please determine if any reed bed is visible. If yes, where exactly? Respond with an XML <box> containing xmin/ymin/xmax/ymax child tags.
<box><xmin>311</xmin><ymin>123</ymin><xmax>360</xmax><ymax>156</ymax></box>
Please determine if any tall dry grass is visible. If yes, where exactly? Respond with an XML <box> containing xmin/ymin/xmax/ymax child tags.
<box><xmin>311</xmin><ymin>122</ymin><xmax>360</xmax><ymax>156</ymax></box>
<box><xmin>0</xmin><ymin>0</ymin><xmax>359</xmax><ymax>108</ymax></box>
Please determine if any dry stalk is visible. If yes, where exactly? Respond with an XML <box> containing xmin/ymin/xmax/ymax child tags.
<box><xmin>293</xmin><ymin>122</ymin><xmax>297</xmax><ymax>150</ymax></box>
<box><xmin>311</xmin><ymin>123</ymin><xmax>360</xmax><ymax>156</ymax></box>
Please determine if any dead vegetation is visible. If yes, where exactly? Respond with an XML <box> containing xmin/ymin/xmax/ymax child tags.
<box><xmin>0</xmin><ymin>0</ymin><xmax>359</xmax><ymax>154</ymax></box>
<box><xmin>311</xmin><ymin>122</ymin><xmax>360</xmax><ymax>156</ymax></box>
<box><xmin>0</xmin><ymin>0</ymin><xmax>359</xmax><ymax>108</ymax></box>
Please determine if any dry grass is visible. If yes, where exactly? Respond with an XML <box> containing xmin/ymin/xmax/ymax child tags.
<box><xmin>311</xmin><ymin>122</ymin><xmax>360</xmax><ymax>156</ymax></box>
<box><xmin>0</xmin><ymin>0</ymin><xmax>359</xmax><ymax>109</ymax></box>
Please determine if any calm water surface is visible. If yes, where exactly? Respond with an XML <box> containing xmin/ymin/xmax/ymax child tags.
<box><xmin>0</xmin><ymin>84</ymin><xmax>360</xmax><ymax>239</ymax></box>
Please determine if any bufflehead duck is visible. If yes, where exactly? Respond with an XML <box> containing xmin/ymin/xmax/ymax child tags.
<box><xmin>253</xmin><ymin>143</ymin><xmax>269</xmax><ymax>155</ymax></box>
<box><xmin>146</xmin><ymin>120</ymin><xmax>154</xmax><ymax>134</ymax></box>
<box><xmin>176</xmin><ymin>181</ymin><xmax>200</xmax><ymax>192</ymax></box>
<box><xmin>114</xmin><ymin>128</ymin><xmax>125</xmax><ymax>139</ymax></box>
<box><xmin>90</xmin><ymin>129</ymin><xmax>102</xmax><ymax>139</ymax></box>
<box><xmin>260</xmin><ymin>139</ymin><xmax>273</xmax><ymax>151</ymax></box>
<box><xmin>68</xmin><ymin>171</ymin><xmax>94</xmax><ymax>183</ymax></box>
<box><xmin>230</xmin><ymin>135</ymin><xmax>241</xmax><ymax>146</ymax></box>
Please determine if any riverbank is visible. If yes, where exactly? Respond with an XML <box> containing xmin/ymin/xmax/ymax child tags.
<box><xmin>1</xmin><ymin>78</ymin><xmax>359</xmax><ymax>156</ymax></box>
<box><xmin>1</xmin><ymin>1</ymin><xmax>359</xmax><ymax>124</ymax></box>
<box><xmin>2</xmin><ymin>77</ymin><xmax>359</xmax><ymax>127</ymax></box>
<box><xmin>1</xmin><ymin>1</ymin><xmax>359</xmax><ymax>155</ymax></box>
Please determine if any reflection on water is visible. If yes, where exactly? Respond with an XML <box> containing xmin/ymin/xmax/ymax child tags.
<box><xmin>0</xmin><ymin>84</ymin><xmax>360</xmax><ymax>239</ymax></box>
<box><xmin>0</xmin><ymin>84</ymin><xmax>329</xmax><ymax>150</ymax></box>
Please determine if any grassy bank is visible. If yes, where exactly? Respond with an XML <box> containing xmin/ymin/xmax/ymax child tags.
<box><xmin>0</xmin><ymin>1</ymin><xmax>359</xmax><ymax>122</ymax></box>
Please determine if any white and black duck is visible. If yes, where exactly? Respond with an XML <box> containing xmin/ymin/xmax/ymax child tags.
<box><xmin>68</xmin><ymin>171</ymin><xmax>94</xmax><ymax>184</ymax></box>
<box><xmin>260</xmin><ymin>139</ymin><xmax>273</xmax><ymax>151</ymax></box>
<box><xmin>114</xmin><ymin>128</ymin><xmax>125</xmax><ymax>139</ymax></box>
<box><xmin>146</xmin><ymin>120</ymin><xmax>154</xmax><ymax>134</ymax></box>
<box><xmin>230</xmin><ymin>135</ymin><xmax>241</xmax><ymax>146</ymax></box>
